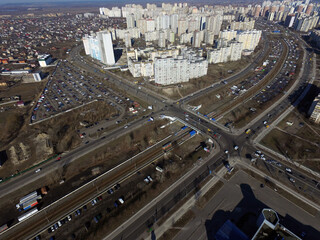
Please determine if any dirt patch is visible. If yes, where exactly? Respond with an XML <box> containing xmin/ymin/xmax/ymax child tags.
<box><xmin>260</xmin><ymin>129</ymin><xmax>320</xmax><ymax>163</ymax></box>
<box><xmin>0</xmin><ymin>100</ymin><xmax>118</xmax><ymax>178</ymax></box>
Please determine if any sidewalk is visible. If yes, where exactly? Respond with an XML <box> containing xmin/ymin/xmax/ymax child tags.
<box><xmin>141</xmin><ymin>158</ymin><xmax>236</xmax><ymax>240</ymax></box>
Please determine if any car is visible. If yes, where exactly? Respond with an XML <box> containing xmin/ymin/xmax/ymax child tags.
<box><xmin>83</xmin><ymin>205</ymin><xmax>87</xmax><ymax>210</ymax></box>
<box><xmin>224</xmin><ymin>150</ymin><xmax>229</xmax><ymax>154</ymax></box>
<box><xmin>35</xmin><ymin>168</ymin><xmax>41</xmax><ymax>173</ymax></box>
<box><xmin>67</xmin><ymin>215</ymin><xmax>72</xmax><ymax>221</ymax></box>
<box><xmin>114</xmin><ymin>183</ymin><xmax>120</xmax><ymax>190</ymax></box>
<box><xmin>285</xmin><ymin>168</ymin><xmax>292</xmax><ymax>173</ymax></box>
<box><xmin>107</xmin><ymin>189</ymin><xmax>114</xmax><ymax>194</ymax></box>
<box><xmin>147</xmin><ymin>176</ymin><xmax>153</xmax><ymax>182</ymax></box>
<box><xmin>289</xmin><ymin>178</ymin><xmax>295</xmax><ymax>183</ymax></box>
<box><xmin>118</xmin><ymin>198</ymin><xmax>124</xmax><ymax>204</ymax></box>
<box><xmin>234</xmin><ymin>145</ymin><xmax>239</xmax><ymax>150</ymax></box>
<box><xmin>276</xmin><ymin>162</ymin><xmax>282</xmax><ymax>167</ymax></box>
<box><xmin>34</xmin><ymin>235</ymin><xmax>41</xmax><ymax>240</ymax></box>
<box><xmin>57</xmin><ymin>221</ymin><xmax>62</xmax><ymax>227</ymax></box>
<box><xmin>91</xmin><ymin>199</ymin><xmax>97</xmax><ymax>206</ymax></box>
<box><xmin>74</xmin><ymin>209</ymin><xmax>81</xmax><ymax>216</ymax></box>
<box><xmin>93</xmin><ymin>214</ymin><xmax>102</xmax><ymax>223</ymax></box>
<box><xmin>144</xmin><ymin>178</ymin><xmax>150</xmax><ymax>183</ymax></box>
<box><xmin>97</xmin><ymin>196</ymin><xmax>102</xmax><ymax>201</ymax></box>
<box><xmin>53</xmin><ymin>223</ymin><xmax>58</xmax><ymax>230</ymax></box>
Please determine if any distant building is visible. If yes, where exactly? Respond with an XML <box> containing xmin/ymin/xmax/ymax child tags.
<box><xmin>38</xmin><ymin>54</ymin><xmax>53</xmax><ymax>67</ymax></box>
<box><xmin>158</xmin><ymin>31</ymin><xmax>166</xmax><ymax>48</ymax></box>
<box><xmin>308</xmin><ymin>93</ymin><xmax>320</xmax><ymax>124</ymax></box>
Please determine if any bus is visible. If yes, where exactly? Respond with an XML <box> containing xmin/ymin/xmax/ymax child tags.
<box><xmin>19</xmin><ymin>191</ymin><xmax>38</xmax><ymax>205</ymax></box>
<box><xmin>18</xmin><ymin>208</ymin><xmax>38</xmax><ymax>222</ymax></box>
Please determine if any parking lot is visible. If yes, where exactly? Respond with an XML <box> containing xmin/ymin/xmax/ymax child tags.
<box><xmin>30</xmin><ymin>59</ymin><xmax>145</xmax><ymax>127</ymax></box>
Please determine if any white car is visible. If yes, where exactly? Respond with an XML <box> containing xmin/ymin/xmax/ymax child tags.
<box><xmin>144</xmin><ymin>178</ymin><xmax>150</xmax><ymax>183</ymax></box>
<box><xmin>224</xmin><ymin>150</ymin><xmax>229</xmax><ymax>154</ymax></box>
<box><xmin>234</xmin><ymin>145</ymin><xmax>239</xmax><ymax>150</ymax></box>
<box><xmin>35</xmin><ymin>168</ymin><xmax>41</xmax><ymax>173</ymax></box>
<box><xmin>285</xmin><ymin>168</ymin><xmax>292</xmax><ymax>173</ymax></box>
<box><xmin>67</xmin><ymin>215</ymin><xmax>72</xmax><ymax>221</ymax></box>
<box><xmin>147</xmin><ymin>176</ymin><xmax>153</xmax><ymax>182</ymax></box>
<box><xmin>118</xmin><ymin>198</ymin><xmax>124</xmax><ymax>204</ymax></box>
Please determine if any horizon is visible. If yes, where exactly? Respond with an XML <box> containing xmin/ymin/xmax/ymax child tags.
<box><xmin>1</xmin><ymin>0</ymin><xmax>188</xmax><ymax>6</ymax></box>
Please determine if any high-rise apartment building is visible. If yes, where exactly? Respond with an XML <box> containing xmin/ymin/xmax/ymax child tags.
<box><xmin>82</xmin><ymin>30</ymin><xmax>115</xmax><ymax>65</ymax></box>
<box><xmin>178</xmin><ymin>19</ymin><xmax>188</xmax><ymax>36</ymax></box>
<box><xmin>158</xmin><ymin>31</ymin><xmax>166</xmax><ymax>48</ymax></box>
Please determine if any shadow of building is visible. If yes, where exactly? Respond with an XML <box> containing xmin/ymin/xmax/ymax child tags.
<box><xmin>205</xmin><ymin>184</ymin><xmax>319</xmax><ymax>240</ymax></box>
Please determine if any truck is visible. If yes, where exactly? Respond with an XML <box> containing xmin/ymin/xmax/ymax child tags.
<box><xmin>189</xmin><ymin>130</ymin><xmax>196</xmax><ymax>137</ymax></box>
<box><xmin>181</xmin><ymin>126</ymin><xmax>188</xmax><ymax>130</ymax></box>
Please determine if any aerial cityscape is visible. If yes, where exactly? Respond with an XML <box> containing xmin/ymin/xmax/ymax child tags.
<box><xmin>0</xmin><ymin>0</ymin><xmax>320</xmax><ymax>239</ymax></box>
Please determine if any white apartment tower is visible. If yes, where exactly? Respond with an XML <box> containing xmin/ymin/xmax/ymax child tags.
<box><xmin>159</xmin><ymin>31</ymin><xmax>166</xmax><ymax>48</ymax></box>
<box><xmin>100</xmin><ymin>31</ymin><xmax>115</xmax><ymax>65</ymax></box>
<box><xmin>125</xmin><ymin>32</ymin><xmax>132</xmax><ymax>48</ymax></box>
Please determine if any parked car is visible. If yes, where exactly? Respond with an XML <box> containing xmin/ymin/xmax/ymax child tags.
<box><xmin>93</xmin><ymin>214</ymin><xmax>102</xmax><ymax>223</ymax></box>
<box><xmin>118</xmin><ymin>198</ymin><xmax>124</xmax><ymax>204</ymax></box>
